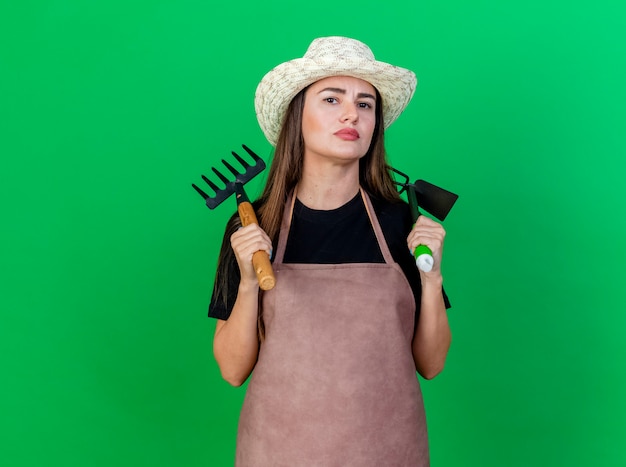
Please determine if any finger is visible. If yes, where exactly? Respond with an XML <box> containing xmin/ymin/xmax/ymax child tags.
<box><xmin>412</xmin><ymin>217</ymin><xmax>445</xmax><ymax>234</ymax></box>
<box><xmin>409</xmin><ymin>221</ymin><xmax>444</xmax><ymax>245</ymax></box>
<box><xmin>237</xmin><ymin>238</ymin><xmax>272</xmax><ymax>260</ymax></box>
<box><xmin>231</xmin><ymin>227</ymin><xmax>272</xmax><ymax>259</ymax></box>
<box><xmin>407</xmin><ymin>231</ymin><xmax>445</xmax><ymax>258</ymax></box>
<box><xmin>414</xmin><ymin>215</ymin><xmax>441</xmax><ymax>227</ymax></box>
<box><xmin>408</xmin><ymin>227</ymin><xmax>445</xmax><ymax>245</ymax></box>
<box><xmin>232</xmin><ymin>234</ymin><xmax>272</xmax><ymax>256</ymax></box>
<box><xmin>231</xmin><ymin>225</ymin><xmax>271</xmax><ymax>247</ymax></box>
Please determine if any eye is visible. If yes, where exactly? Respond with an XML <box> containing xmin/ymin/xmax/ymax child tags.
<box><xmin>325</xmin><ymin>97</ymin><xmax>339</xmax><ymax>104</ymax></box>
<box><xmin>358</xmin><ymin>102</ymin><xmax>373</xmax><ymax>109</ymax></box>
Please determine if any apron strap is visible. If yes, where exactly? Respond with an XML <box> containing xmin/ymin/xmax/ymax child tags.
<box><xmin>273</xmin><ymin>190</ymin><xmax>297</xmax><ymax>264</ymax></box>
<box><xmin>360</xmin><ymin>188</ymin><xmax>395</xmax><ymax>265</ymax></box>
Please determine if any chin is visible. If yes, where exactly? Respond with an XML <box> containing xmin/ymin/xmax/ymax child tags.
<box><xmin>332</xmin><ymin>146</ymin><xmax>368</xmax><ymax>160</ymax></box>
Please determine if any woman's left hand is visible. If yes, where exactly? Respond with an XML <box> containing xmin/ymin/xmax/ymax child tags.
<box><xmin>407</xmin><ymin>216</ymin><xmax>446</xmax><ymax>279</ymax></box>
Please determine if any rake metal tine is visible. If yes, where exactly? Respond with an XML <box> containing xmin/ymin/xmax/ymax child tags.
<box><xmin>201</xmin><ymin>174</ymin><xmax>221</xmax><ymax>193</ymax></box>
<box><xmin>191</xmin><ymin>183</ymin><xmax>209</xmax><ymax>200</ymax></box>
<box><xmin>222</xmin><ymin>159</ymin><xmax>242</xmax><ymax>178</ymax></box>
<box><xmin>231</xmin><ymin>150</ymin><xmax>251</xmax><ymax>170</ymax></box>
<box><xmin>211</xmin><ymin>167</ymin><xmax>231</xmax><ymax>186</ymax></box>
<box><xmin>242</xmin><ymin>144</ymin><xmax>263</xmax><ymax>164</ymax></box>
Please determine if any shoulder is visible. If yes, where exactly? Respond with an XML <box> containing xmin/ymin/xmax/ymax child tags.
<box><xmin>369</xmin><ymin>193</ymin><xmax>412</xmax><ymax>234</ymax></box>
<box><xmin>368</xmin><ymin>192</ymin><xmax>409</xmax><ymax>215</ymax></box>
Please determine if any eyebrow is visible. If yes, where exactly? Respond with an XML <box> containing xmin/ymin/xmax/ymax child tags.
<box><xmin>317</xmin><ymin>87</ymin><xmax>377</xmax><ymax>100</ymax></box>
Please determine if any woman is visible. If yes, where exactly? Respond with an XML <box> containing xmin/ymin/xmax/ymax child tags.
<box><xmin>208</xmin><ymin>36</ymin><xmax>451</xmax><ymax>466</ymax></box>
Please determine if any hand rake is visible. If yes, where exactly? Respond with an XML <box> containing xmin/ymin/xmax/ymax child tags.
<box><xmin>192</xmin><ymin>144</ymin><xmax>276</xmax><ymax>290</ymax></box>
<box><xmin>389</xmin><ymin>166</ymin><xmax>459</xmax><ymax>272</ymax></box>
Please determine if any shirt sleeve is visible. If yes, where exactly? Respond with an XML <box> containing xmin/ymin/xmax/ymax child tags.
<box><xmin>207</xmin><ymin>240</ymin><xmax>240</xmax><ymax>321</ymax></box>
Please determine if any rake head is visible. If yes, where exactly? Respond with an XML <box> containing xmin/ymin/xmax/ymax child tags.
<box><xmin>192</xmin><ymin>144</ymin><xmax>266</xmax><ymax>209</ymax></box>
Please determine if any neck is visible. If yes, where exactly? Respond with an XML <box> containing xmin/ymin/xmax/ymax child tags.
<box><xmin>297</xmin><ymin>161</ymin><xmax>360</xmax><ymax>210</ymax></box>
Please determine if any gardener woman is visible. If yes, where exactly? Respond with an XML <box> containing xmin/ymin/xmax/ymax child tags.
<box><xmin>208</xmin><ymin>36</ymin><xmax>451</xmax><ymax>466</ymax></box>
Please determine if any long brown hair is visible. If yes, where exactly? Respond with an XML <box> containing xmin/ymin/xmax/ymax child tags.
<box><xmin>212</xmin><ymin>84</ymin><xmax>400</xmax><ymax>311</ymax></box>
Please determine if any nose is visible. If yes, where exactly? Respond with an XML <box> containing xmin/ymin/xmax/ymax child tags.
<box><xmin>340</xmin><ymin>102</ymin><xmax>359</xmax><ymax>124</ymax></box>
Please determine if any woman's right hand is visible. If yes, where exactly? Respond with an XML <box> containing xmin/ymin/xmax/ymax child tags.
<box><xmin>230</xmin><ymin>224</ymin><xmax>273</xmax><ymax>286</ymax></box>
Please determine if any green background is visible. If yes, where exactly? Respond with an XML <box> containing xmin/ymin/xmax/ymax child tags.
<box><xmin>2</xmin><ymin>1</ymin><xmax>625</xmax><ymax>466</ymax></box>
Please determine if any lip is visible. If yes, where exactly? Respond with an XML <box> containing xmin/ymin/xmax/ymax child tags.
<box><xmin>334</xmin><ymin>128</ymin><xmax>360</xmax><ymax>141</ymax></box>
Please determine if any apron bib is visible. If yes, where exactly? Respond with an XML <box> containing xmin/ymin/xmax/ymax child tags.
<box><xmin>236</xmin><ymin>189</ymin><xmax>428</xmax><ymax>466</ymax></box>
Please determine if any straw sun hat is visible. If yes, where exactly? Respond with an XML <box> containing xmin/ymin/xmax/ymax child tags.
<box><xmin>254</xmin><ymin>36</ymin><xmax>417</xmax><ymax>146</ymax></box>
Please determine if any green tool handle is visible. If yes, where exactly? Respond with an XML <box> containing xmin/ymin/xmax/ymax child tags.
<box><xmin>407</xmin><ymin>185</ymin><xmax>434</xmax><ymax>272</ymax></box>
<box><xmin>414</xmin><ymin>244</ymin><xmax>434</xmax><ymax>273</ymax></box>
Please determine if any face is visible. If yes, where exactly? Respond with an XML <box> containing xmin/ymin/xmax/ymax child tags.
<box><xmin>301</xmin><ymin>76</ymin><xmax>377</xmax><ymax>166</ymax></box>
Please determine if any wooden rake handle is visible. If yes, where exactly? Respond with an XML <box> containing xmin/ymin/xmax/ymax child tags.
<box><xmin>237</xmin><ymin>202</ymin><xmax>276</xmax><ymax>291</ymax></box>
